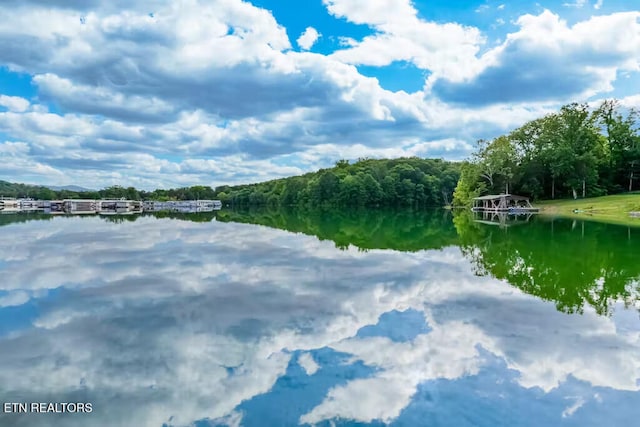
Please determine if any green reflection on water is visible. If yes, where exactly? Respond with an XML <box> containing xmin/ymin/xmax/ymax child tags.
<box><xmin>1</xmin><ymin>208</ymin><xmax>639</xmax><ymax>317</ymax></box>
<box><xmin>0</xmin><ymin>212</ymin><xmax>53</xmax><ymax>227</ymax></box>
<box><xmin>219</xmin><ymin>208</ymin><xmax>640</xmax><ymax>316</ymax></box>
<box><xmin>216</xmin><ymin>208</ymin><xmax>459</xmax><ymax>252</ymax></box>
<box><xmin>454</xmin><ymin>211</ymin><xmax>640</xmax><ymax>316</ymax></box>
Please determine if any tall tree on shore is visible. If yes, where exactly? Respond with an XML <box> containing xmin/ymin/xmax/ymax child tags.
<box><xmin>556</xmin><ymin>103</ymin><xmax>603</xmax><ymax>198</ymax></box>
<box><xmin>453</xmin><ymin>100</ymin><xmax>640</xmax><ymax>206</ymax></box>
<box><xmin>452</xmin><ymin>162</ymin><xmax>487</xmax><ymax>207</ymax></box>
<box><xmin>596</xmin><ymin>100</ymin><xmax>640</xmax><ymax>192</ymax></box>
<box><xmin>476</xmin><ymin>136</ymin><xmax>518</xmax><ymax>194</ymax></box>
<box><xmin>508</xmin><ymin>117</ymin><xmax>549</xmax><ymax>199</ymax></box>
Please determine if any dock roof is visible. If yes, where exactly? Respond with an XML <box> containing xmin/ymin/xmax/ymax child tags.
<box><xmin>472</xmin><ymin>194</ymin><xmax>530</xmax><ymax>201</ymax></box>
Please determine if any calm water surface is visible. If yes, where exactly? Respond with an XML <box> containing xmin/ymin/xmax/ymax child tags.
<box><xmin>0</xmin><ymin>210</ymin><xmax>638</xmax><ymax>427</ymax></box>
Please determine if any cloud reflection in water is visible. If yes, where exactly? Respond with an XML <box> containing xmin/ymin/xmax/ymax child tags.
<box><xmin>0</xmin><ymin>215</ymin><xmax>637</xmax><ymax>427</ymax></box>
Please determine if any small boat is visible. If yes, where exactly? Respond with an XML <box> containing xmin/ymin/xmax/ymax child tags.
<box><xmin>18</xmin><ymin>198</ymin><xmax>39</xmax><ymax>211</ymax></box>
<box><xmin>63</xmin><ymin>199</ymin><xmax>98</xmax><ymax>214</ymax></box>
<box><xmin>48</xmin><ymin>201</ymin><xmax>65</xmax><ymax>214</ymax></box>
<box><xmin>0</xmin><ymin>197</ymin><xmax>20</xmax><ymax>213</ymax></box>
<box><xmin>509</xmin><ymin>207</ymin><xmax>540</xmax><ymax>214</ymax></box>
<box><xmin>98</xmin><ymin>199</ymin><xmax>143</xmax><ymax>215</ymax></box>
<box><xmin>142</xmin><ymin>200</ymin><xmax>222</xmax><ymax>213</ymax></box>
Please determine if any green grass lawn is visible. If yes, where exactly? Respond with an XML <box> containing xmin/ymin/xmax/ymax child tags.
<box><xmin>535</xmin><ymin>192</ymin><xmax>640</xmax><ymax>227</ymax></box>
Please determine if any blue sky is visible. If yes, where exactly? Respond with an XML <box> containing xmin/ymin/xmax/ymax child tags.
<box><xmin>0</xmin><ymin>0</ymin><xmax>639</xmax><ymax>189</ymax></box>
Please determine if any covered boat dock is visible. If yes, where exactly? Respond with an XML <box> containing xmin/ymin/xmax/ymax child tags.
<box><xmin>471</xmin><ymin>194</ymin><xmax>539</xmax><ymax>213</ymax></box>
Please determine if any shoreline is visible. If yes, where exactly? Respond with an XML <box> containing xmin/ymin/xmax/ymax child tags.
<box><xmin>535</xmin><ymin>193</ymin><xmax>640</xmax><ymax>227</ymax></box>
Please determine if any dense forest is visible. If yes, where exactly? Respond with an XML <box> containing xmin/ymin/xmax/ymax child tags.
<box><xmin>216</xmin><ymin>158</ymin><xmax>460</xmax><ymax>208</ymax></box>
<box><xmin>453</xmin><ymin>100</ymin><xmax>640</xmax><ymax>206</ymax></box>
<box><xmin>1</xmin><ymin>158</ymin><xmax>459</xmax><ymax>207</ymax></box>
<box><xmin>0</xmin><ymin>181</ymin><xmax>217</xmax><ymax>202</ymax></box>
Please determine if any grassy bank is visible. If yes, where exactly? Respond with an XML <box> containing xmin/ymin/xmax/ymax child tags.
<box><xmin>536</xmin><ymin>193</ymin><xmax>640</xmax><ymax>227</ymax></box>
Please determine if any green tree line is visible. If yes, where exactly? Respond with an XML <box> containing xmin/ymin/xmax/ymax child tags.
<box><xmin>453</xmin><ymin>100</ymin><xmax>640</xmax><ymax>206</ymax></box>
<box><xmin>0</xmin><ymin>182</ymin><xmax>217</xmax><ymax>202</ymax></box>
<box><xmin>216</xmin><ymin>157</ymin><xmax>460</xmax><ymax>208</ymax></box>
<box><xmin>1</xmin><ymin>158</ymin><xmax>459</xmax><ymax>207</ymax></box>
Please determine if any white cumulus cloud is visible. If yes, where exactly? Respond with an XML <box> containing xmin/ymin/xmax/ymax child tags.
<box><xmin>297</xmin><ymin>26</ymin><xmax>320</xmax><ymax>50</ymax></box>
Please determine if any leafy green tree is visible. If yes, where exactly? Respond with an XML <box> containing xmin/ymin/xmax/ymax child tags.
<box><xmin>597</xmin><ymin>99</ymin><xmax>640</xmax><ymax>192</ymax></box>
<box><xmin>35</xmin><ymin>187</ymin><xmax>56</xmax><ymax>200</ymax></box>
<box><xmin>477</xmin><ymin>136</ymin><xmax>518</xmax><ymax>194</ymax></box>
<box><xmin>281</xmin><ymin>177</ymin><xmax>306</xmax><ymax>206</ymax></box>
<box><xmin>317</xmin><ymin>171</ymin><xmax>340</xmax><ymax>206</ymax></box>
<box><xmin>556</xmin><ymin>103</ymin><xmax>602</xmax><ymax>198</ymax></box>
<box><xmin>338</xmin><ymin>174</ymin><xmax>366</xmax><ymax>206</ymax></box>
<box><xmin>452</xmin><ymin>162</ymin><xmax>487</xmax><ymax>207</ymax></box>
<box><xmin>125</xmin><ymin>186</ymin><xmax>140</xmax><ymax>200</ymax></box>
<box><xmin>361</xmin><ymin>173</ymin><xmax>383</xmax><ymax>206</ymax></box>
<box><xmin>396</xmin><ymin>178</ymin><xmax>416</xmax><ymax>206</ymax></box>
<box><xmin>335</xmin><ymin>159</ymin><xmax>350</xmax><ymax>169</ymax></box>
<box><xmin>381</xmin><ymin>175</ymin><xmax>398</xmax><ymax>205</ymax></box>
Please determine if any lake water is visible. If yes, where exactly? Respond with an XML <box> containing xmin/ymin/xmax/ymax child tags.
<box><xmin>0</xmin><ymin>210</ymin><xmax>638</xmax><ymax>427</ymax></box>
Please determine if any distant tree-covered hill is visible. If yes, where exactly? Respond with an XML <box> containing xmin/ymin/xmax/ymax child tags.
<box><xmin>46</xmin><ymin>185</ymin><xmax>95</xmax><ymax>192</ymax></box>
<box><xmin>0</xmin><ymin>180</ymin><xmax>59</xmax><ymax>199</ymax></box>
<box><xmin>0</xmin><ymin>180</ymin><xmax>216</xmax><ymax>201</ymax></box>
<box><xmin>216</xmin><ymin>157</ymin><xmax>461</xmax><ymax>208</ymax></box>
<box><xmin>1</xmin><ymin>157</ymin><xmax>460</xmax><ymax>207</ymax></box>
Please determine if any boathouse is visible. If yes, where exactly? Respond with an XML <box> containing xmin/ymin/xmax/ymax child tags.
<box><xmin>0</xmin><ymin>197</ymin><xmax>20</xmax><ymax>213</ymax></box>
<box><xmin>471</xmin><ymin>194</ymin><xmax>539</xmax><ymax>213</ymax></box>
